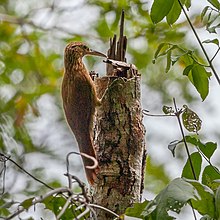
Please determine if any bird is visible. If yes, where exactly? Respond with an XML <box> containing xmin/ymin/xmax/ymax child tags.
<box><xmin>61</xmin><ymin>42</ymin><xmax>106</xmax><ymax>185</ymax></box>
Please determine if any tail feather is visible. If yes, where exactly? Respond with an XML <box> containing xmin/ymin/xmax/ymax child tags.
<box><xmin>77</xmin><ymin>134</ymin><xmax>98</xmax><ymax>184</ymax></box>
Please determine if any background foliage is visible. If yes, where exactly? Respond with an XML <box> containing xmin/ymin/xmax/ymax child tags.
<box><xmin>0</xmin><ymin>0</ymin><xmax>220</xmax><ymax>219</ymax></box>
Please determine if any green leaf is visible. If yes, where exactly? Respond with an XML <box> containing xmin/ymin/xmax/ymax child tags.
<box><xmin>208</xmin><ymin>0</ymin><xmax>220</xmax><ymax>10</ymax></box>
<box><xmin>0</xmin><ymin>198</ymin><xmax>11</xmax><ymax>216</ymax></box>
<box><xmin>200</xmin><ymin>215</ymin><xmax>215</xmax><ymax>220</ymax></box>
<box><xmin>198</xmin><ymin>141</ymin><xmax>217</xmax><ymax>159</ymax></box>
<box><xmin>150</xmin><ymin>0</ymin><xmax>175</xmax><ymax>23</ymax></box>
<box><xmin>168</xmin><ymin>140</ymin><xmax>181</xmax><ymax>157</ymax></box>
<box><xmin>162</xmin><ymin>105</ymin><xmax>174</xmax><ymax>114</ymax></box>
<box><xmin>20</xmin><ymin>197</ymin><xmax>34</xmax><ymax>210</ymax></box>
<box><xmin>181</xmin><ymin>53</ymin><xmax>194</xmax><ymax>66</ymax></box>
<box><xmin>215</xmin><ymin>187</ymin><xmax>220</xmax><ymax>219</ymax></box>
<box><xmin>141</xmin><ymin>178</ymin><xmax>196</xmax><ymax>220</ymax></box>
<box><xmin>43</xmin><ymin>196</ymin><xmax>87</xmax><ymax>220</ymax></box>
<box><xmin>44</xmin><ymin>196</ymin><xmax>65</xmax><ymax>215</ymax></box>
<box><xmin>186</xmin><ymin>179</ymin><xmax>216</xmax><ymax>218</ymax></box>
<box><xmin>182</xmin><ymin>152</ymin><xmax>202</xmax><ymax>180</ymax></box>
<box><xmin>166</xmin><ymin>0</ymin><xmax>182</xmax><ymax>25</ymax></box>
<box><xmin>183</xmin><ymin>64</ymin><xmax>194</xmax><ymax>76</ymax></box>
<box><xmin>202</xmin><ymin>165</ymin><xmax>220</xmax><ymax>191</ymax></box>
<box><xmin>154</xmin><ymin>44</ymin><xmax>179</xmax><ymax>67</ymax></box>
<box><xmin>185</xmin><ymin>0</ymin><xmax>191</xmax><ymax>9</ymax></box>
<box><xmin>203</xmin><ymin>39</ymin><xmax>219</xmax><ymax>46</ymax></box>
<box><xmin>206</xmin><ymin>20</ymin><xmax>220</xmax><ymax>33</ymax></box>
<box><xmin>171</xmin><ymin>55</ymin><xmax>181</xmax><ymax>65</ymax></box>
<box><xmin>95</xmin><ymin>17</ymin><xmax>113</xmax><ymax>38</ymax></box>
<box><xmin>165</xmin><ymin>50</ymin><xmax>172</xmax><ymax>72</ymax></box>
<box><xmin>182</xmin><ymin>105</ymin><xmax>202</xmax><ymax>134</ymax></box>
<box><xmin>185</xmin><ymin>135</ymin><xmax>199</xmax><ymax>146</ymax></box>
<box><xmin>125</xmin><ymin>200</ymin><xmax>149</xmax><ymax>218</ymax></box>
<box><xmin>201</xmin><ymin>6</ymin><xmax>210</xmax><ymax>21</ymax></box>
<box><xmin>185</xmin><ymin>136</ymin><xmax>217</xmax><ymax>159</ymax></box>
<box><xmin>190</xmin><ymin>64</ymin><xmax>211</xmax><ymax>101</ymax></box>
<box><xmin>154</xmin><ymin>43</ymin><xmax>168</xmax><ymax>59</ymax></box>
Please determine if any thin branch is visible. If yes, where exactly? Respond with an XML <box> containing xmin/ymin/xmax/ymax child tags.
<box><xmin>0</xmin><ymin>13</ymin><xmax>99</xmax><ymax>39</ymax></box>
<box><xmin>177</xmin><ymin>0</ymin><xmax>220</xmax><ymax>85</ymax></box>
<box><xmin>1</xmin><ymin>150</ymin><xmax>117</xmax><ymax>219</ymax></box>
<box><xmin>173</xmin><ymin>99</ymin><xmax>197</xmax><ymax>220</ymax></box>
<box><xmin>74</xmin><ymin>207</ymin><xmax>90</xmax><ymax>220</ymax></box>
<box><xmin>5</xmin><ymin>187</ymin><xmax>72</xmax><ymax>220</ymax></box>
<box><xmin>0</xmin><ymin>156</ymin><xmax>7</xmax><ymax>195</ymax></box>
<box><xmin>210</xmin><ymin>47</ymin><xmax>220</xmax><ymax>62</ymax></box>
<box><xmin>34</xmin><ymin>187</ymin><xmax>73</xmax><ymax>202</ymax></box>
<box><xmin>0</xmin><ymin>153</ymin><xmax>53</xmax><ymax>190</ymax></box>
<box><xmin>189</xmin><ymin>200</ymin><xmax>197</xmax><ymax>220</ymax></box>
<box><xmin>64</xmin><ymin>173</ymin><xmax>90</xmax><ymax>203</ymax></box>
<box><xmin>89</xmin><ymin>204</ymin><xmax>120</xmax><ymax>218</ymax></box>
<box><xmin>172</xmin><ymin>99</ymin><xmax>197</xmax><ymax>180</ymax></box>
<box><xmin>87</xmin><ymin>205</ymin><xmax>98</xmax><ymax>220</ymax></box>
<box><xmin>56</xmin><ymin>194</ymin><xmax>74</xmax><ymax>220</ymax></box>
<box><xmin>143</xmin><ymin>109</ymin><xmax>175</xmax><ymax>117</ymax></box>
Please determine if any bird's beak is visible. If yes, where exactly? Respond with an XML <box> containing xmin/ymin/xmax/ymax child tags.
<box><xmin>87</xmin><ymin>49</ymin><xmax>107</xmax><ymax>58</ymax></box>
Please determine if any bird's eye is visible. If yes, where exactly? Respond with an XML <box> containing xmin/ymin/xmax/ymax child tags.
<box><xmin>82</xmin><ymin>45</ymin><xmax>88</xmax><ymax>50</ymax></box>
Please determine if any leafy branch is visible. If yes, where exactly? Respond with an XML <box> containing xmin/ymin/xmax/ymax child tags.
<box><xmin>177</xmin><ymin>0</ymin><xmax>220</xmax><ymax>85</ymax></box>
<box><xmin>0</xmin><ymin>152</ymin><xmax>119</xmax><ymax>220</ymax></box>
<box><xmin>144</xmin><ymin>100</ymin><xmax>202</xmax><ymax>181</ymax></box>
<box><xmin>141</xmin><ymin>97</ymin><xmax>220</xmax><ymax>219</ymax></box>
<box><xmin>172</xmin><ymin>99</ymin><xmax>197</xmax><ymax>180</ymax></box>
<box><xmin>150</xmin><ymin>0</ymin><xmax>220</xmax><ymax>101</ymax></box>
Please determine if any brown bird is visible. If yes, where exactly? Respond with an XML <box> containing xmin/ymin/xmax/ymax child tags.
<box><xmin>62</xmin><ymin>42</ymin><xmax>106</xmax><ymax>185</ymax></box>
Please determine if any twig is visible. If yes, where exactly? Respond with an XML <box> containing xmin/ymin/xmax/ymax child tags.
<box><xmin>173</xmin><ymin>99</ymin><xmax>197</xmax><ymax>220</ymax></box>
<box><xmin>210</xmin><ymin>47</ymin><xmax>220</xmax><ymax>62</ymax></box>
<box><xmin>5</xmin><ymin>187</ymin><xmax>72</xmax><ymax>220</ymax></box>
<box><xmin>87</xmin><ymin>205</ymin><xmax>98</xmax><ymax>220</ymax></box>
<box><xmin>143</xmin><ymin>109</ymin><xmax>175</xmax><ymax>117</ymax></box>
<box><xmin>0</xmin><ymin>13</ymin><xmax>98</xmax><ymax>39</ymax></box>
<box><xmin>189</xmin><ymin>200</ymin><xmax>197</xmax><ymax>220</ymax></box>
<box><xmin>64</xmin><ymin>173</ymin><xmax>90</xmax><ymax>203</ymax></box>
<box><xmin>34</xmin><ymin>187</ymin><xmax>73</xmax><ymax>202</ymax></box>
<box><xmin>89</xmin><ymin>204</ymin><xmax>120</xmax><ymax>218</ymax></box>
<box><xmin>1</xmin><ymin>150</ymin><xmax>118</xmax><ymax>219</ymax></box>
<box><xmin>172</xmin><ymin>99</ymin><xmax>197</xmax><ymax>180</ymax></box>
<box><xmin>74</xmin><ymin>207</ymin><xmax>90</xmax><ymax>220</ymax></box>
<box><xmin>0</xmin><ymin>153</ymin><xmax>53</xmax><ymax>190</ymax></box>
<box><xmin>0</xmin><ymin>155</ymin><xmax>7</xmax><ymax>195</ymax></box>
<box><xmin>56</xmin><ymin>194</ymin><xmax>74</xmax><ymax>220</ymax></box>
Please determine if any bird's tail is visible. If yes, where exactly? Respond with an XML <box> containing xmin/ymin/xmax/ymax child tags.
<box><xmin>77</xmin><ymin>134</ymin><xmax>98</xmax><ymax>185</ymax></box>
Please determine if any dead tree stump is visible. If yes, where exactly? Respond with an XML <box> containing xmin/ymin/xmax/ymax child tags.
<box><xmin>92</xmin><ymin>11</ymin><xmax>147</xmax><ymax>220</ymax></box>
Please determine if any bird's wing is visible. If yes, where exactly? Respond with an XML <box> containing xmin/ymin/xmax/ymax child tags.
<box><xmin>72</xmin><ymin>74</ymin><xmax>94</xmax><ymax>133</ymax></box>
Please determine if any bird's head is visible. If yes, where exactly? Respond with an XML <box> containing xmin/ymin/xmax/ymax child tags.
<box><xmin>65</xmin><ymin>42</ymin><xmax>106</xmax><ymax>61</ymax></box>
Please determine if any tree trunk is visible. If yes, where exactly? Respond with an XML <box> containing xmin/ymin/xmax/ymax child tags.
<box><xmin>92</xmin><ymin>75</ymin><xmax>146</xmax><ymax>219</ymax></box>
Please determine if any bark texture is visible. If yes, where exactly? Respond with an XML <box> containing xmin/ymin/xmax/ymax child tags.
<box><xmin>93</xmin><ymin>76</ymin><xmax>146</xmax><ymax>219</ymax></box>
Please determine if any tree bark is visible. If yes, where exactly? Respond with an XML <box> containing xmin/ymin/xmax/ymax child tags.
<box><xmin>92</xmin><ymin>75</ymin><xmax>146</xmax><ymax>219</ymax></box>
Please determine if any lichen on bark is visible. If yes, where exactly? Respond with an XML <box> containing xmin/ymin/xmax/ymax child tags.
<box><xmin>92</xmin><ymin>76</ymin><xmax>146</xmax><ymax>219</ymax></box>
